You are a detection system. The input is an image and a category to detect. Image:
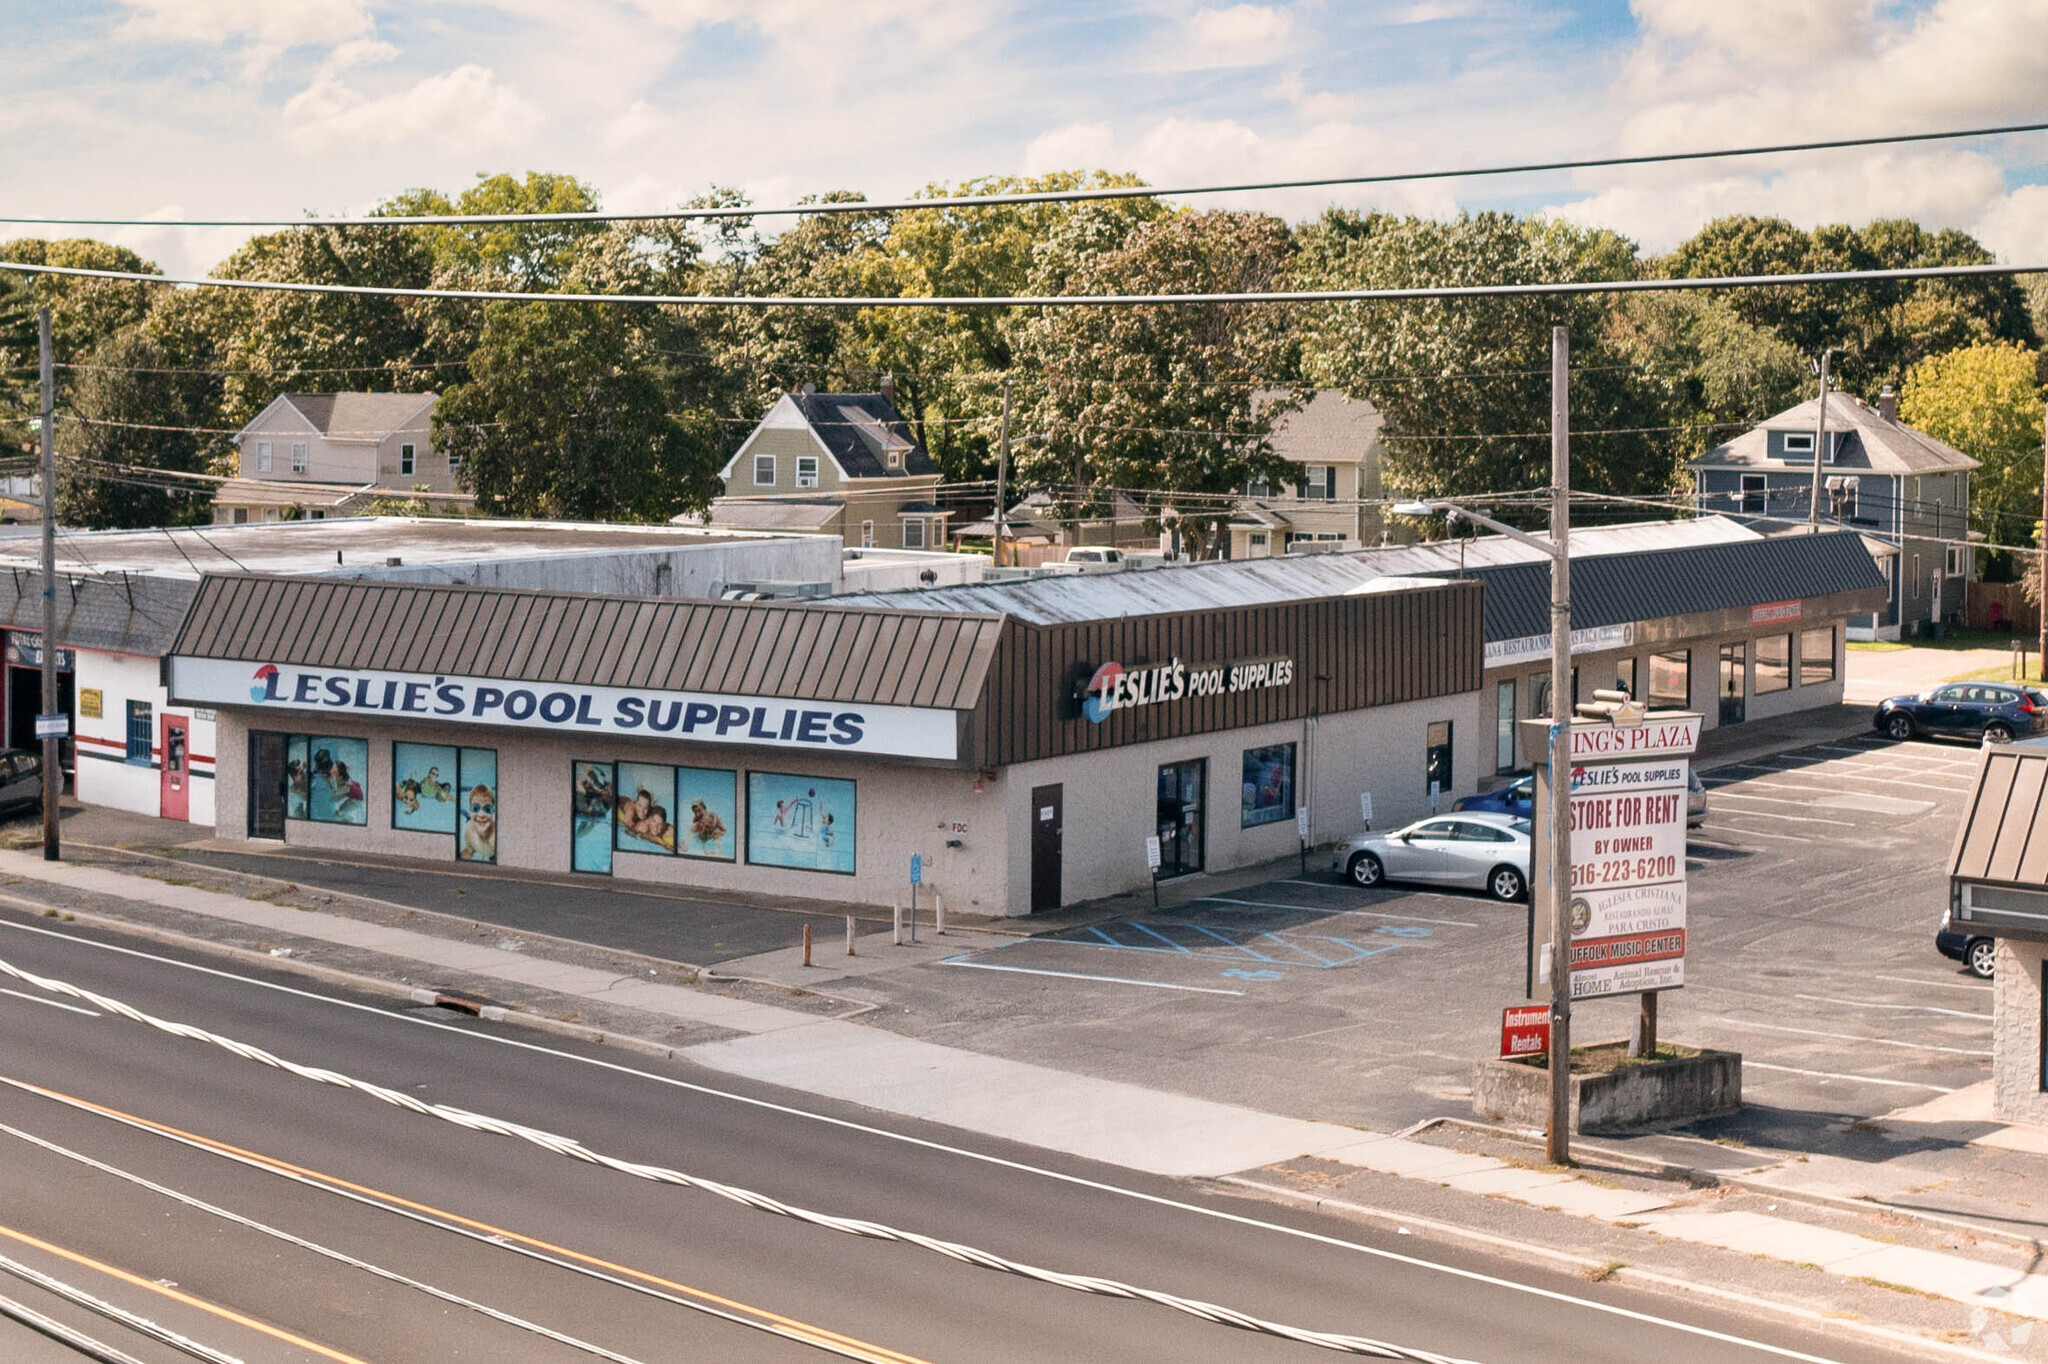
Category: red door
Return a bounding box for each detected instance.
[160,716,188,821]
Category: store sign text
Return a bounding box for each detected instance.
[166,658,958,760]
[1485,622,1634,667]
[1567,717,1699,760]
[1081,654,1294,723]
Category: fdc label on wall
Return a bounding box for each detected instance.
[166,657,959,761]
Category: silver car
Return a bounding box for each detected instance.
[1332,812,1531,900]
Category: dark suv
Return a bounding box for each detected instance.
[1875,682,2048,744]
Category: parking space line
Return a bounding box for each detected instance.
[1743,1061,1956,1092]
[1870,973,1993,993]
[1794,993,1990,1021]
[937,957,1246,995]
[1715,1018,1992,1057]
[1694,823,1813,843]
[1129,921,1193,954]
[1205,896,1479,927]
[1701,795,1863,824]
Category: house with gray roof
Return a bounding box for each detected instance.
[1225,390,1400,559]
[704,387,947,552]
[1689,388,1976,640]
[217,392,473,525]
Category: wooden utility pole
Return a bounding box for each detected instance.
[1807,350,1832,526]
[1546,324,1573,1166]
[993,375,1012,569]
[2039,401,2047,677]
[37,308,59,861]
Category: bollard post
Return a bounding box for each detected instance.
[846,914,857,957]
[893,900,903,946]
[935,893,946,936]
[909,885,918,945]
[802,922,812,968]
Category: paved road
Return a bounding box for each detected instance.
[0,911,1899,1364]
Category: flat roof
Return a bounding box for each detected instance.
[2,517,795,580]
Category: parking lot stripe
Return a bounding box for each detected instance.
[1716,1018,1993,1056]
[1870,974,1992,993]
[937,958,1246,995]
[1206,896,1479,927]
[1793,993,1990,1021]
[1743,1061,1956,1092]
[1703,795,1863,824]
[1694,823,1813,843]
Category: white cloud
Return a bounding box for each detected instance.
[1178,4,1296,69]
[1392,1,1475,23]
[283,64,544,153]
[603,100,672,151]
[114,0,373,47]
[1974,185,2048,267]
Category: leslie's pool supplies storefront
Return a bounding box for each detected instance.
[166,573,1483,915]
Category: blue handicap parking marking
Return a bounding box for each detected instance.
[1222,968,1285,982]
[1372,924,1434,939]
[1056,920,1409,970]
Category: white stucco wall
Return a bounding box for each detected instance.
[72,648,216,825]
[1994,939,2048,1124]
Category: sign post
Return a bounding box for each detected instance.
[1295,806,1309,876]
[1358,792,1373,831]
[1144,835,1161,909]
[908,853,922,944]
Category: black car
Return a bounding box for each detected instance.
[1937,914,1996,979]
[0,748,43,816]
[1875,682,2048,744]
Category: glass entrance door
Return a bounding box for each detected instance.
[1156,759,1206,878]
[1719,642,1746,726]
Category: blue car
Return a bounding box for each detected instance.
[1875,682,2048,744]
[1454,772,1533,818]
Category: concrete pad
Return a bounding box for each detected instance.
[1825,1244,2014,1300]
[683,1023,1377,1179]
[716,929,1014,985]
[1516,1182,1673,1219]
[1632,1210,1879,1266]
[1441,1167,1574,1198]
[1320,1136,1506,1180]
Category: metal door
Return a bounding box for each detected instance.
[160,715,188,821]
[1030,784,1062,913]
[248,731,286,839]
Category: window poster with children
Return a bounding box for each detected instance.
[747,772,856,875]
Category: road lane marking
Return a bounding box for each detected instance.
[937,956,1246,994]
[0,916,1862,1364]
[1206,896,1481,927]
[0,1076,930,1364]
[1794,993,1991,1021]
[1711,1019,1992,1057]
[0,987,98,1016]
[0,1218,370,1363]
[1742,1062,1956,1092]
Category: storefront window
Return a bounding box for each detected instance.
[1800,627,1836,685]
[1425,721,1452,804]
[572,761,615,874]
[1649,650,1689,710]
[457,748,497,863]
[126,700,152,764]
[614,762,736,861]
[1755,634,1792,694]
[1718,642,1746,725]
[747,773,855,874]
[1241,744,1295,828]
[1612,658,1636,700]
[1156,759,1205,877]
[287,735,367,825]
[1495,681,1516,774]
[391,742,493,857]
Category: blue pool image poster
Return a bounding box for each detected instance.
[747,772,855,874]
[572,761,615,874]
[285,736,310,820]
[615,762,678,855]
[673,766,736,861]
[305,736,368,825]
[457,747,498,863]
[392,743,460,833]
[1241,743,1295,828]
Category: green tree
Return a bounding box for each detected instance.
[1899,341,2046,549]
[55,321,220,528]
[1608,292,1810,461]
[434,301,717,522]
[0,238,162,363]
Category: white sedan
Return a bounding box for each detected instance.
[1331,812,1532,901]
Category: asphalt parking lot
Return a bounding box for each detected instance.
[850,729,1990,1143]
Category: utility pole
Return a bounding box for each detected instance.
[1546,324,1572,1167]
[1807,350,1832,527]
[37,308,59,861]
[993,375,1012,569]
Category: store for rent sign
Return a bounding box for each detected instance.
[166,657,960,760]
[1565,757,1689,999]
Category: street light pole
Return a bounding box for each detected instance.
[1545,325,1572,1166]
[1807,350,1832,527]
[37,307,59,862]
[993,375,1012,569]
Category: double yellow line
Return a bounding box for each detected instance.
[2,1076,932,1364]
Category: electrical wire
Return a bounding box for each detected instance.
[0,954,1471,1364]
[5,120,2043,228]
[0,257,2043,309]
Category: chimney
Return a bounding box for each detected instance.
[879,373,896,405]
[1877,385,1897,422]
[799,381,817,395]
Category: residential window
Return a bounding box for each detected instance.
[1495,681,1516,774]
[1739,474,1766,515]
[447,446,463,473]
[126,700,152,765]
[1248,532,1268,550]
[232,508,249,524]
[753,454,775,486]
[255,440,272,473]
[902,518,926,550]
[1297,465,1337,500]
[1782,431,1815,460]
[310,510,325,520]
[1649,650,1689,710]
[1240,744,1295,828]
[1246,477,1272,498]
[887,450,902,470]
[290,442,308,474]
[400,443,415,476]
[860,520,875,549]
[1947,544,1967,577]
[1800,627,1836,686]
[1755,634,1792,694]
[795,456,819,488]
[1425,721,1452,806]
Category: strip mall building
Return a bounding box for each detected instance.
[159,517,1886,915]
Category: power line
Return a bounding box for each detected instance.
[1,258,2042,309]
[6,120,2044,229]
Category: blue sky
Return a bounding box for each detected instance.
[6,0,2045,276]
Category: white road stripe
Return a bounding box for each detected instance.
[1794,993,1990,1021]
[1205,896,1481,927]
[1743,1061,1955,1092]
[938,957,1247,995]
[1713,1018,1991,1057]
[1869,973,1992,993]
[1701,796,1862,824]
[0,987,98,1016]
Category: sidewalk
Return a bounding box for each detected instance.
[2,843,2047,1355]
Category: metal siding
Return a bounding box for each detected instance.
[1988,759,2048,885]
[1956,754,2019,881]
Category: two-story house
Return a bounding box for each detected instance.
[1225,390,1394,559]
[1689,388,1976,640]
[706,386,947,551]
[215,392,470,524]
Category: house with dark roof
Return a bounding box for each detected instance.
[1688,388,1976,640]
[704,388,948,551]
[217,392,473,525]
